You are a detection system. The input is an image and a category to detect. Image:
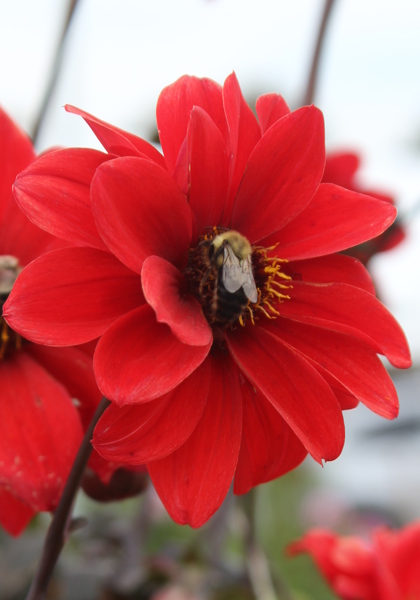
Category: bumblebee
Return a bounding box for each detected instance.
[202,230,258,324]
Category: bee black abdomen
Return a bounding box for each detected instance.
[214,274,248,324]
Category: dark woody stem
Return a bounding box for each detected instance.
[302,0,337,106]
[31,0,80,145]
[25,396,111,600]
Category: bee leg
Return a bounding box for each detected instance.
[200,267,212,289]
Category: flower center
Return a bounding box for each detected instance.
[0,255,23,360]
[183,228,292,336]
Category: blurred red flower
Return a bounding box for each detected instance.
[323,152,406,265]
[0,107,118,535]
[288,523,420,599]
[4,74,411,527]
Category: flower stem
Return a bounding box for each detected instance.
[25,395,111,600]
[302,0,337,106]
[31,0,80,145]
[243,489,294,600]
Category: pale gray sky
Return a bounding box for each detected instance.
[1,0,420,359]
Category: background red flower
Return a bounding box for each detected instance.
[288,522,420,599]
[323,151,406,265]
[0,107,133,535]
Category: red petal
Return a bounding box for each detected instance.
[0,106,35,224]
[267,183,397,260]
[148,352,242,527]
[284,254,376,295]
[156,75,228,174]
[231,106,325,242]
[323,152,360,188]
[65,104,166,168]
[280,281,412,368]
[234,381,307,495]
[227,326,344,463]
[86,451,124,485]
[94,305,211,405]
[142,256,212,346]
[93,358,211,463]
[188,107,230,234]
[375,523,420,596]
[262,317,399,419]
[221,72,261,223]
[0,488,35,536]
[0,188,68,266]
[255,93,291,135]
[13,148,111,249]
[0,353,83,512]
[4,247,143,345]
[26,344,102,429]
[330,385,360,411]
[91,157,192,273]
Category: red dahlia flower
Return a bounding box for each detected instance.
[323,152,406,265]
[4,74,411,527]
[0,107,96,535]
[288,523,420,599]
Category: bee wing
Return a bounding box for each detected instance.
[222,245,244,293]
[241,256,258,303]
[222,246,258,303]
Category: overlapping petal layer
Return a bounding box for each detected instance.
[157,75,229,174]
[93,359,211,463]
[234,381,307,495]
[93,305,211,405]
[141,256,212,346]
[222,72,261,220]
[65,104,167,167]
[4,247,144,345]
[231,106,325,241]
[91,157,193,273]
[0,184,68,265]
[262,317,399,418]
[284,254,375,295]
[255,93,290,134]
[187,106,229,233]
[148,353,242,528]
[279,282,411,368]
[227,326,345,463]
[266,183,397,260]
[13,148,111,249]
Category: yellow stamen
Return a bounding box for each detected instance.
[262,300,280,316]
[246,304,255,325]
[270,280,292,290]
[255,304,276,319]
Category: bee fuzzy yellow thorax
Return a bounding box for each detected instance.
[211,231,253,268]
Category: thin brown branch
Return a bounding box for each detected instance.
[25,395,111,600]
[302,0,337,106]
[31,0,80,145]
